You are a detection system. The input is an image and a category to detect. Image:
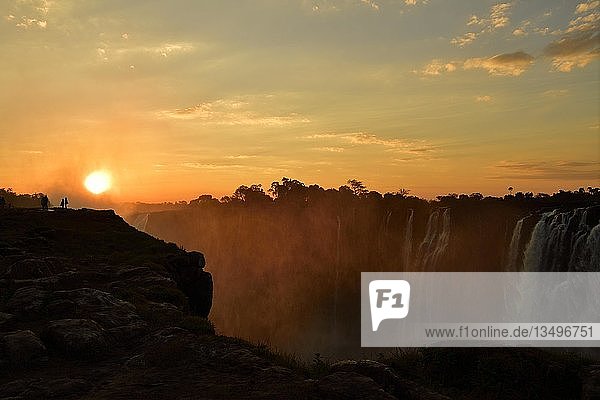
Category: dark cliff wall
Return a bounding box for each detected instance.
[132,195,599,355]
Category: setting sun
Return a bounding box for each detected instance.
[84,171,112,195]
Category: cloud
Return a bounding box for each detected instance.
[512,28,527,36]
[464,51,534,76]
[451,32,477,47]
[562,1,600,34]
[542,89,569,97]
[15,17,47,29]
[159,98,311,127]
[489,160,600,180]
[416,60,459,76]
[489,3,511,29]
[475,95,492,102]
[452,3,512,47]
[18,150,44,154]
[225,155,258,160]
[302,132,436,155]
[117,42,196,58]
[360,0,379,10]
[314,147,345,152]
[309,0,384,13]
[576,1,600,14]
[5,0,50,29]
[181,163,287,174]
[543,31,599,72]
[534,1,599,72]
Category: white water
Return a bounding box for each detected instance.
[523,207,600,272]
[403,209,414,269]
[131,213,149,232]
[415,208,451,271]
[506,217,525,271]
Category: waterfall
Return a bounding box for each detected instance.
[384,210,392,236]
[130,213,149,232]
[416,208,451,271]
[333,215,341,340]
[403,209,414,269]
[523,207,600,272]
[506,217,525,271]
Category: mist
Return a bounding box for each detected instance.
[122,180,600,358]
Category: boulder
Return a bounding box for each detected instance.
[42,319,108,359]
[331,360,451,400]
[167,252,213,317]
[51,288,142,328]
[4,286,48,318]
[3,258,55,280]
[317,372,397,400]
[0,312,15,329]
[0,378,90,398]
[1,330,47,367]
[583,365,600,400]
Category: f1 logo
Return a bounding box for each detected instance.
[369,280,411,331]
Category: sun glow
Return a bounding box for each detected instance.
[84,171,112,195]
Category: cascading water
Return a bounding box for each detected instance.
[415,208,451,271]
[506,217,525,271]
[522,207,600,272]
[403,209,414,269]
[131,213,150,232]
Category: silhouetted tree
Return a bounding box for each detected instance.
[346,179,368,197]
[232,184,271,205]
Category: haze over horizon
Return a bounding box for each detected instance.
[1,0,598,205]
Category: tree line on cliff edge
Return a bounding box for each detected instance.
[174,178,600,210]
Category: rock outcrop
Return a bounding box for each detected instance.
[1,208,436,399]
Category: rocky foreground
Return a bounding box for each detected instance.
[0,209,598,399]
[0,208,448,399]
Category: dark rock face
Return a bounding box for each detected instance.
[1,330,47,367]
[167,251,213,317]
[330,360,450,400]
[318,372,397,400]
[0,209,418,399]
[583,365,600,400]
[42,319,108,359]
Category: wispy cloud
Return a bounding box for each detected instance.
[5,0,50,29]
[224,155,258,160]
[452,3,513,47]
[576,1,599,14]
[314,147,345,152]
[543,31,599,72]
[159,98,310,127]
[542,89,569,97]
[98,42,197,62]
[302,132,437,155]
[181,162,288,175]
[415,60,458,76]
[464,51,534,76]
[18,150,44,154]
[542,1,599,72]
[488,160,600,180]
[360,0,380,11]
[451,33,477,47]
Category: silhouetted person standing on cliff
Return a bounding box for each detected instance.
[64,197,69,209]
[60,198,64,208]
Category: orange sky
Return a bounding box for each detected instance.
[1,1,598,206]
